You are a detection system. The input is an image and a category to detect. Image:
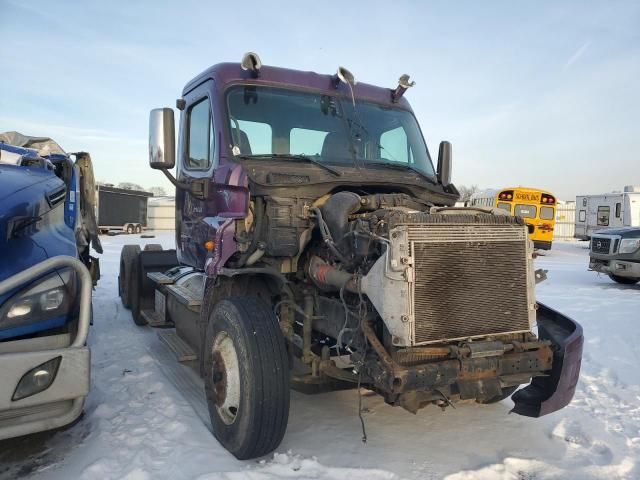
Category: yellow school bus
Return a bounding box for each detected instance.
[495,187,556,250]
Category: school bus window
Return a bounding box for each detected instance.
[540,206,554,220]
[497,202,511,212]
[514,204,537,219]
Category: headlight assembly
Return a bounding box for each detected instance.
[619,238,640,254]
[0,268,77,330]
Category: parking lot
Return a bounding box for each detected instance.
[0,234,637,480]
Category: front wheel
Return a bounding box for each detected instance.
[204,297,290,460]
[609,274,639,285]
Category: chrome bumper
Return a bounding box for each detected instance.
[590,257,640,278]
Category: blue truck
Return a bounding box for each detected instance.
[0,132,99,439]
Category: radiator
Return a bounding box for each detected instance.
[361,213,536,347]
[408,223,533,344]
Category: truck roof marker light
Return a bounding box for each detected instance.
[391,74,415,103]
[241,52,262,78]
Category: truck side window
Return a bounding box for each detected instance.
[187,97,213,170]
[597,206,610,226]
[615,202,621,218]
[579,210,586,222]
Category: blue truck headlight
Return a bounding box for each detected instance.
[619,239,640,254]
[12,356,62,401]
[0,269,76,330]
[7,299,34,318]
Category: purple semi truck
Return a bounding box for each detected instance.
[119,53,583,459]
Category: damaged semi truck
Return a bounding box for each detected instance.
[0,133,98,439]
[119,54,584,459]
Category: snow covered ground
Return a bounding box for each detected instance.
[1,233,639,480]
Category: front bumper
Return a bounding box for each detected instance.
[511,302,583,417]
[359,302,583,416]
[534,240,552,250]
[589,257,640,278]
[0,256,93,440]
[0,340,90,440]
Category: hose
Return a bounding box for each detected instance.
[238,196,264,266]
[310,207,350,264]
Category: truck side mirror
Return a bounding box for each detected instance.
[149,108,176,169]
[437,141,452,187]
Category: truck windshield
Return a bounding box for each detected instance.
[225,86,436,178]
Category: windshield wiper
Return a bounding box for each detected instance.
[237,154,342,177]
[365,161,436,185]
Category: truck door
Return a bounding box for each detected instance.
[176,82,216,268]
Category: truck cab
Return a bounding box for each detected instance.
[0,136,95,440]
[121,54,584,460]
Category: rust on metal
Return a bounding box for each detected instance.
[211,351,227,407]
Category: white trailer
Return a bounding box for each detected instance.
[469,189,499,208]
[575,186,640,239]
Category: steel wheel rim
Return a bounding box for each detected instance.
[211,331,241,425]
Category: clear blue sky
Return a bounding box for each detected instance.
[1,0,638,200]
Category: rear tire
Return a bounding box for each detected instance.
[204,297,289,460]
[119,245,141,308]
[143,243,163,252]
[609,274,639,285]
[126,224,134,234]
[135,224,142,234]
[476,385,518,404]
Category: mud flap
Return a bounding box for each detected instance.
[511,302,583,417]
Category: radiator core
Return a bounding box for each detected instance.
[407,223,533,345]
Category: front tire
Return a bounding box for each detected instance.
[609,274,639,285]
[204,297,290,460]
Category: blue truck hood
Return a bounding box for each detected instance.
[0,164,77,339]
[0,164,58,202]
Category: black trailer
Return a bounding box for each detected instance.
[97,186,152,234]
